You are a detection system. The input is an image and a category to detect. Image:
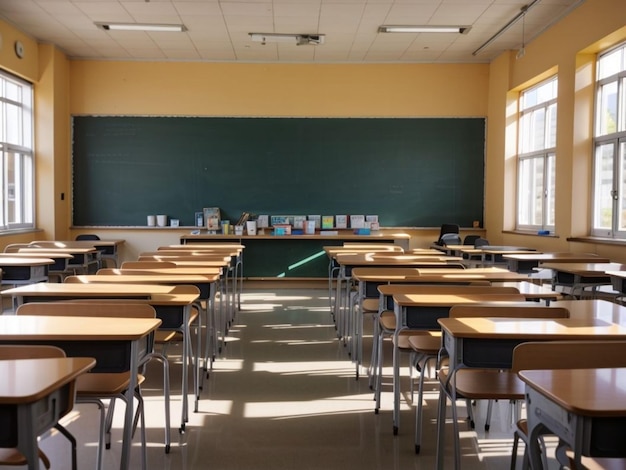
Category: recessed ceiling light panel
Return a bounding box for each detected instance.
[378,25,471,34]
[95,22,187,32]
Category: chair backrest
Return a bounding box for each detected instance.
[17,301,157,319]
[0,344,66,359]
[121,261,178,269]
[440,233,462,246]
[474,237,490,247]
[436,223,460,245]
[512,340,626,373]
[76,234,101,241]
[3,243,31,253]
[463,235,481,245]
[449,304,569,319]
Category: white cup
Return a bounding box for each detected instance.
[147,215,156,226]
[246,220,257,235]
[156,214,167,227]
[234,225,244,235]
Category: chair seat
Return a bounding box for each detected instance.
[379,310,395,330]
[392,330,420,349]
[361,298,379,313]
[77,372,146,396]
[407,332,442,355]
[441,368,524,400]
[156,330,178,343]
[0,448,50,468]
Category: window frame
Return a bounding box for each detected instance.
[591,42,626,239]
[0,70,35,232]
[516,76,558,232]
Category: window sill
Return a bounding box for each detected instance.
[567,236,626,246]
[502,230,559,238]
[0,227,42,237]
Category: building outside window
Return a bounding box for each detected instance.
[0,70,34,231]
[517,76,557,231]
[592,42,626,239]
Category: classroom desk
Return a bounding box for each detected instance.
[520,367,626,470]
[430,244,466,256]
[457,246,539,267]
[0,257,54,285]
[180,232,410,278]
[435,315,626,470]
[503,252,611,274]
[31,239,125,268]
[332,253,465,344]
[0,252,74,281]
[0,356,96,470]
[541,262,626,298]
[0,315,161,470]
[71,272,221,383]
[0,283,200,430]
[20,246,100,274]
[323,245,405,313]
[390,292,526,436]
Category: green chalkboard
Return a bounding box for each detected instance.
[72,116,484,227]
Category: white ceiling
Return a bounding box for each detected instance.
[0,0,584,64]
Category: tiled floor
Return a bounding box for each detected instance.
[11,287,561,470]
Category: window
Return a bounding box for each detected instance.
[0,70,34,231]
[517,76,557,231]
[592,42,626,238]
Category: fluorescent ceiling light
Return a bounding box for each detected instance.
[249,33,325,46]
[378,25,471,34]
[96,22,187,32]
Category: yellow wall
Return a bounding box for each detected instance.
[69,61,488,117]
[1,0,626,263]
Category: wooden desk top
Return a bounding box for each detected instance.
[163,243,245,250]
[0,252,73,260]
[1,283,200,305]
[31,239,125,247]
[334,253,460,266]
[351,267,421,281]
[519,368,626,417]
[20,247,98,254]
[0,257,55,266]
[393,293,526,307]
[0,357,95,404]
[540,262,626,276]
[72,273,220,284]
[551,299,626,325]
[457,246,538,255]
[136,257,230,268]
[323,246,404,257]
[438,316,626,340]
[139,252,232,261]
[414,270,530,282]
[503,252,611,263]
[0,315,162,341]
[103,267,222,276]
[350,266,529,282]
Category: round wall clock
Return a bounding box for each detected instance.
[14,40,24,59]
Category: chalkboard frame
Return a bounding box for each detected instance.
[71,116,485,227]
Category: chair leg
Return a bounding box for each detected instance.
[76,397,105,470]
[53,423,77,470]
